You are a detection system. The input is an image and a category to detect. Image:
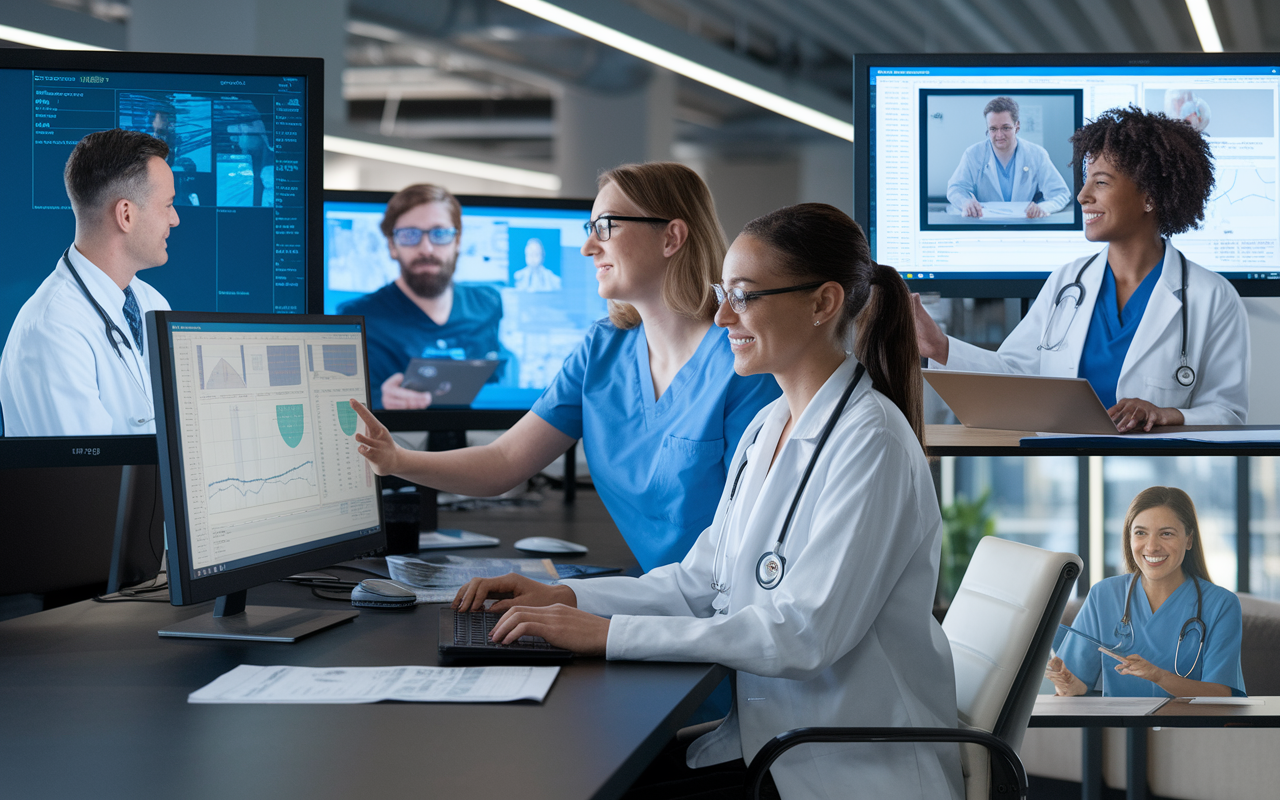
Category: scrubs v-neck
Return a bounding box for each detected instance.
[531,319,781,572]
[1077,263,1161,409]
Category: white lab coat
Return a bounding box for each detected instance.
[567,356,964,800]
[946,139,1072,213]
[0,245,169,436]
[933,243,1249,425]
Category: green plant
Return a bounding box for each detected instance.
[939,489,996,604]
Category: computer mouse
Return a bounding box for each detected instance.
[514,536,589,555]
[350,579,417,609]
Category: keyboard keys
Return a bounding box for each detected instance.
[453,610,553,649]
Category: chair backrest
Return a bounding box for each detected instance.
[943,537,1081,798]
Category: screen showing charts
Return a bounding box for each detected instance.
[863,59,1280,286]
[323,194,604,409]
[0,59,312,434]
[165,321,377,577]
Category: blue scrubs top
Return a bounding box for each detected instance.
[532,320,781,572]
[994,144,1017,202]
[1059,574,1245,697]
[338,282,504,409]
[1077,264,1161,408]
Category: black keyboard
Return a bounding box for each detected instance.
[454,610,557,649]
[438,608,573,661]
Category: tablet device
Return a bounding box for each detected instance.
[923,369,1120,435]
[400,358,501,406]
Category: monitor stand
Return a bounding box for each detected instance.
[158,590,358,642]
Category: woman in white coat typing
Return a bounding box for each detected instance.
[914,105,1249,431]
[432,204,964,800]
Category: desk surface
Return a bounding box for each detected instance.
[927,424,1280,456]
[0,577,725,800]
[1028,695,1280,728]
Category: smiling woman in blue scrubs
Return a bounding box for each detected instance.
[916,106,1249,431]
[350,162,780,571]
[1046,487,1244,698]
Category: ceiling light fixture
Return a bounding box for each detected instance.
[1184,0,1224,53]
[495,0,853,141]
[323,135,562,192]
[0,24,112,51]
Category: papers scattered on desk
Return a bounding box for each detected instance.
[418,529,500,550]
[189,664,560,704]
[1188,697,1264,705]
[387,554,559,604]
[1033,695,1170,715]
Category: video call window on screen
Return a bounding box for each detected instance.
[323,196,604,410]
[864,62,1280,285]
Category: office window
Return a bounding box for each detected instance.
[1102,457,1237,591]
[952,456,1078,552]
[1250,457,1280,599]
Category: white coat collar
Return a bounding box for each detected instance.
[1122,242,1184,376]
[787,354,868,441]
[63,244,132,332]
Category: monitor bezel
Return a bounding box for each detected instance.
[322,189,597,431]
[148,310,384,606]
[854,51,1280,299]
[0,48,324,465]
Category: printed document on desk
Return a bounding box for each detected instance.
[1033,695,1170,716]
[189,664,560,703]
[1024,428,1280,447]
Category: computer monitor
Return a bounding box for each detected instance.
[855,53,1280,298]
[148,311,383,642]
[322,190,602,430]
[0,48,322,453]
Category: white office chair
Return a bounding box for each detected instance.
[744,536,1082,800]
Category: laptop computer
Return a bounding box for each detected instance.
[438,608,573,662]
[400,358,501,406]
[923,369,1121,435]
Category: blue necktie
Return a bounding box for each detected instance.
[122,286,144,351]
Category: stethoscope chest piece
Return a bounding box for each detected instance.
[1176,365,1196,387]
[756,551,785,590]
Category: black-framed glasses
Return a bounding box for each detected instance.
[711,281,826,313]
[392,226,457,247]
[584,215,671,241]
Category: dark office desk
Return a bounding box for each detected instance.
[1029,695,1280,800]
[0,579,727,800]
[927,424,1280,456]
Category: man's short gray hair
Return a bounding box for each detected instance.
[63,129,170,218]
[983,96,1020,124]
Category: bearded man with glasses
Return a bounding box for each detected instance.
[337,183,504,409]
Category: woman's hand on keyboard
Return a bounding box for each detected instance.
[453,572,576,614]
[489,604,609,656]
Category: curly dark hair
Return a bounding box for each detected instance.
[1070,105,1214,238]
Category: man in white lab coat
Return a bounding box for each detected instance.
[0,129,179,436]
[946,95,1071,219]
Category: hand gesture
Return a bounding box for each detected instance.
[380,373,432,410]
[453,572,576,614]
[911,293,950,364]
[1025,202,1049,219]
[962,197,984,218]
[350,399,403,476]
[1107,650,1167,684]
[1109,398,1185,433]
[488,604,610,656]
[1044,655,1087,696]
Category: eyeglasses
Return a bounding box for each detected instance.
[584,215,671,241]
[391,227,458,247]
[987,125,1016,134]
[711,281,826,314]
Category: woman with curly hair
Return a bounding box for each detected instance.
[914,105,1249,430]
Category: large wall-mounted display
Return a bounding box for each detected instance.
[855,54,1280,297]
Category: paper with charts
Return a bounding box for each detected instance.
[189,664,560,704]
[167,324,379,576]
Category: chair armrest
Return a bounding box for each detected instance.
[744,726,1027,800]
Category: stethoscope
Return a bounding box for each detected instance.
[1115,571,1206,678]
[1037,243,1195,388]
[710,364,866,597]
[62,248,155,425]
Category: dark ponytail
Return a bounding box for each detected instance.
[740,203,925,450]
